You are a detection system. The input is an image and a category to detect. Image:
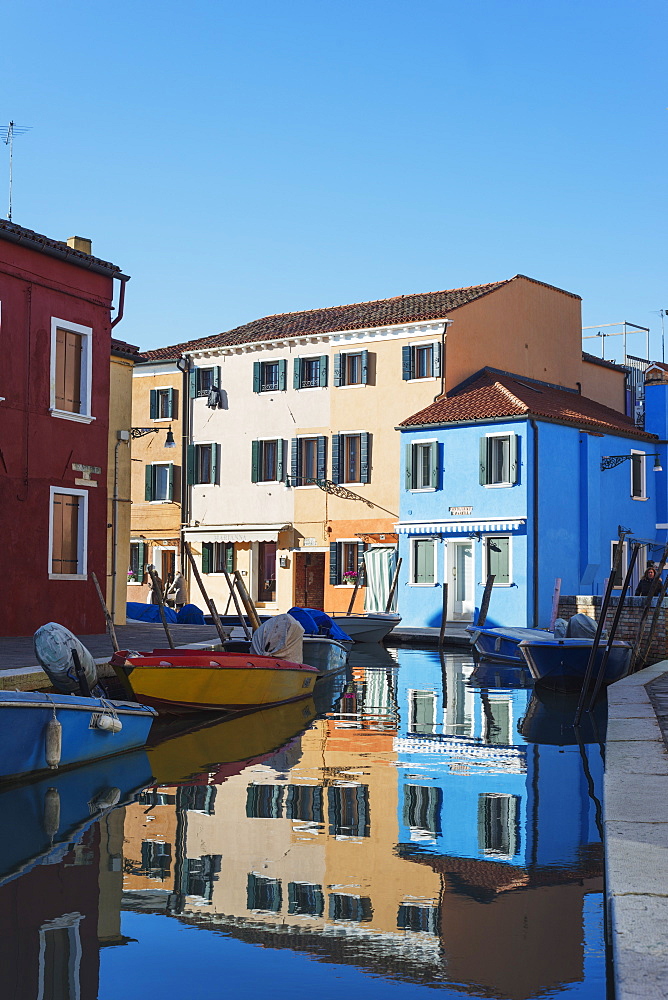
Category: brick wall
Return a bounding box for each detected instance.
[558,595,668,666]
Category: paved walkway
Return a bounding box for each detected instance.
[605,661,668,1000]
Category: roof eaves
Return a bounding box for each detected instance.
[0,220,128,279]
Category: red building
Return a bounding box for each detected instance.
[0,221,129,636]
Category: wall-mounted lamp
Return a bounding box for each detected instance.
[468,531,482,541]
[131,425,177,449]
[279,555,289,569]
[601,452,662,472]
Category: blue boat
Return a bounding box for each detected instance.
[518,637,633,691]
[0,691,157,783]
[466,625,553,663]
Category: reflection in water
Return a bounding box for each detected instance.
[0,647,607,999]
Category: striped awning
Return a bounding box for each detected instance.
[184,524,291,543]
[395,518,526,535]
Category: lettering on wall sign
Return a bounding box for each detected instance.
[449,506,473,516]
[72,463,102,487]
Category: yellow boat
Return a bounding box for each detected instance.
[111,649,318,713]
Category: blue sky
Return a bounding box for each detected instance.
[2,0,666,359]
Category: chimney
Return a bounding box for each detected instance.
[67,236,92,255]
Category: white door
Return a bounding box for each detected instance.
[447,541,474,621]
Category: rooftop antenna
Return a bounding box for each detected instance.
[0,121,31,222]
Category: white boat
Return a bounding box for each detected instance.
[329,612,401,644]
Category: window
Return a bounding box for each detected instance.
[202,541,234,574]
[411,538,435,584]
[246,783,284,818]
[288,882,324,917]
[402,341,441,381]
[397,903,439,934]
[145,463,175,501]
[334,350,369,386]
[408,690,438,735]
[478,793,519,859]
[330,539,364,585]
[258,541,277,602]
[403,783,442,838]
[253,359,287,392]
[38,913,83,1000]
[189,366,221,398]
[251,439,285,482]
[140,840,172,879]
[49,488,87,579]
[185,855,221,902]
[285,784,323,823]
[479,434,518,486]
[631,450,646,499]
[247,874,282,912]
[485,536,510,585]
[290,436,326,486]
[50,318,93,422]
[332,432,370,484]
[149,387,176,420]
[128,541,146,583]
[188,443,218,485]
[328,784,370,838]
[405,440,438,490]
[293,355,328,389]
[329,893,373,922]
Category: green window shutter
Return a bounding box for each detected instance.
[138,541,146,581]
[405,442,414,490]
[290,438,299,486]
[360,433,370,484]
[430,441,438,489]
[319,355,328,387]
[479,437,488,486]
[277,440,285,482]
[402,345,412,381]
[317,436,327,480]
[145,465,153,501]
[167,463,174,501]
[509,434,518,484]
[331,434,341,484]
[253,362,261,393]
[201,542,212,574]
[333,354,342,387]
[225,543,234,573]
[214,366,221,386]
[278,359,287,391]
[149,389,158,419]
[432,341,442,378]
[357,541,365,573]
[361,350,369,385]
[293,358,301,389]
[251,440,260,483]
[186,444,196,486]
[487,537,510,584]
[167,387,175,419]
[211,443,219,485]
[189,369,198,398]
[329,542,339,585]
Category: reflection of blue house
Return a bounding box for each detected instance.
[396,367,667,628]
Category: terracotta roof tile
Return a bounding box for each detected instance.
[582,351,628,371]
[0,219,124,275]
[398,368,657,440]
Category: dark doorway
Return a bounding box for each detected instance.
[294,552,325,610]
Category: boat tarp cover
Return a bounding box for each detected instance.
[33,622,100,694]
[287,607,351,643]
[250,614,304,663]
[364,546,397,614]
[176,604,206,624]
[126,602,178,624]
[566,613,598,639]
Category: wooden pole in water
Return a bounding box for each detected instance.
[476,575,495,627]
[548,578,562,631]
[91,571,120,653]
[222,569,252,640]
[347,560,366,615]
[147,564,176,649]
[439,582,449,648]
[588,542,640,708]
[233,570,261,632]
[385,557,402,614]
[183,542,231,647]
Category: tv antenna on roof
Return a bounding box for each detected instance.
[0,121,31,222]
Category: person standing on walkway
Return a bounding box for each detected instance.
[635,567,658,596]
[166,570,187,609]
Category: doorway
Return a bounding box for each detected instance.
[294,552,325,610]
[446,541,474,621]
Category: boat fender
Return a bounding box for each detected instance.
[43,787,61,837]
[89,787,121,811]
[45,717,62,769]
[95,714,123,733]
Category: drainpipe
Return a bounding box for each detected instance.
[110,276,129,329]
[111,433,130,621]
[530,419,539,626]
[176,355,191,576]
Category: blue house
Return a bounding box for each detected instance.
[396,367,667,628]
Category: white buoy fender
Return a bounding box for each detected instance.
[43,787,61,837]
[95,714,123,733]
[45,717,62,769]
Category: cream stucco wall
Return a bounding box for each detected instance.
[107,352,135,624]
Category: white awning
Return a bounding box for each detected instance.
[395,518,526,535]
[184,524,291,543]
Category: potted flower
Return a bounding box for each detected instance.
[342,570,358,585]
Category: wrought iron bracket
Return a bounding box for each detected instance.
[286,477,398,517]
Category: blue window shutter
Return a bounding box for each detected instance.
[509,434,518,484]
[189,369,198,398]
[290,438,299,486]
[251,441,259,483]
[149,389,158,419]
[432,341,442,378]
[329,542,339,585]
[405,442,413,490]
[277,440,285,482]
[317,436,327,480]
[278,359,287,391]
[319,355,328,387]
[253,362,261,393]
[331,434,340,484]
[201,542,212,574]
[402,345,412,381]
[361,350,369,385]
[211,443,219,485]
[187,444,196,486]
[333,354,342,387]
[361,433,370,484]
[480,437,489,485]
[215,366,221,385]
[430,441,438,489]
[167,464,174,501]
[145,465,153,501]
[293,358,301,389]
[167,387,175,419]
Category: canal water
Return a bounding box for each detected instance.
[0,646,608,1000]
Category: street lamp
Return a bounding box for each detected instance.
[600,453,662,472]
[131,425,176,448]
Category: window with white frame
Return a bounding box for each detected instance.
[332,432,370,485]
[478,793,519,859]
[631,450,646,499]
[150,387,176,420]
[333,350,369,386]
[405,440,437,490]
[480,434,518,486]
[402,342,441,381]
[49,487,88,579]
[251,439,285,482]
[411,538,436,584]
[145,462,175,501]
[485,535,510,585]
[50,318,93,422]
[611,539,628,587]
[253,359,287,393]
[293,355,327,389]
[329,539,363,585]
[408,690,437,734]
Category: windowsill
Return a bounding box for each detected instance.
[632,496,648,501]
[149,499,173,504]
[409,487,436,493]
[50,408,95,424]
[336,383,365,389]
[406,377,438,383]
[152,418,172,423]
[256,479,282,485]
[483,482,512,489]
[334,584,358,588]
[295,484,319,489]
[49,573,87,581]
[482,582,512,587]
[127,582,143,587]
[295,386,326,391]
[408,582,438,587]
